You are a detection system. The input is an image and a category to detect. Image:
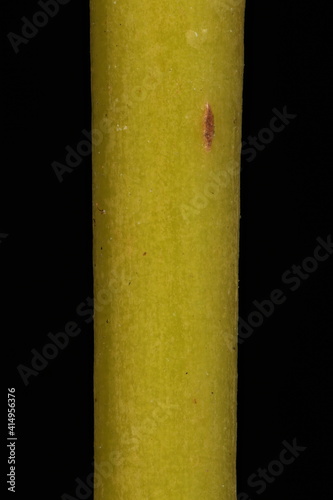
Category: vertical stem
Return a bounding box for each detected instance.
[90,1,245,498]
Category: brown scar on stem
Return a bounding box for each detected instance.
[96,202,106,215]
[203,103,214,151]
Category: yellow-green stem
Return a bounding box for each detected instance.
[90,1,245,498]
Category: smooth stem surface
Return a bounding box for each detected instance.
[91,1,245,498]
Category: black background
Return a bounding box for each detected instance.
[2,1,333,499]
